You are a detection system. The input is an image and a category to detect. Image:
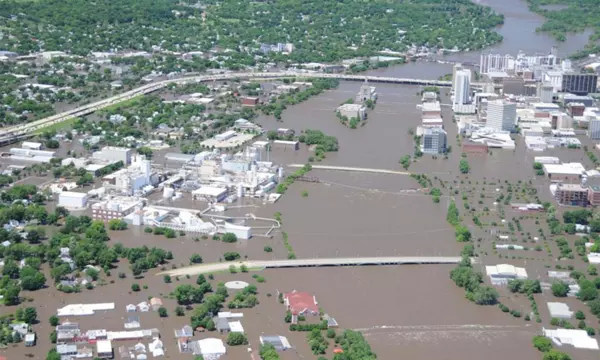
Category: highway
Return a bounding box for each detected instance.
[158,256,463,276]
[288,164,412,175]
[0,71,481,142]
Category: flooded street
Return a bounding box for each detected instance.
[4,1,599,360]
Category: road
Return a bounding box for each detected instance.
[288,164,412,175]
[0,71,483,141]
[158,256,463,276]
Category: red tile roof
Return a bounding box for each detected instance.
[284,291,318,315]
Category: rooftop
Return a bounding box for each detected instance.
[543,163,586,176]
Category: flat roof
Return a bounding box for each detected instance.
[198,338,226,355]
[543,163,585,175]
[59,191,88,198]
[543,328,599,350]
[57,303,115,316]
[193,186,227,197]
[96,340,112,353]
[228,321,244,333]
[547,302,573,318]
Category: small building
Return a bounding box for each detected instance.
[174,325,193,338]
[24,333,36,346]
[283,290,319,323]
[547,302,574,319]
[150,298,162,311]
[126,304,137,312]
[164,152,196,163]
[337,103,366,120]
[323,314,338,328]
[124,315,140,329]
[214,317,230,334]
[277,128,295,137]
[543,163,585,183]
[57,303,115,317]
[272,140,299,151]
[228,321,244,333]
[215,130,237,142]
[97,340,113,359]
[259,335,292,351]
[421,128,447,154]
[241,96,259,107]
[57,344,78,356]
[542,328,599,350]
[588,186,600,206]
[58,191,89,209]
[485,264,528,285]
[22,141,43,150]
[195,338,226,359]
[461,142,488,155]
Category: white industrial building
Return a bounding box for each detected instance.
[218,222,252,240]
[486,100,516,131]
[215,130,237,142]
[93,146,132,165]
[58,191,89,209]
[547,302,573,319]
[542,328,599,350]
[102,155,157,195]
[192,186,228,202]
[337,103,366,120]
[21,141,43,150]
[92,196,145,220]
[534,157,560,165]
[57,303,115,317]
[96,340,113,358]
[10,148,55,163]
[485,264,528,285]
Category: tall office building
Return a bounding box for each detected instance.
[589,118,600,140]
[421,128,447,154]
[453,69,471,110]
[486,100,517,131]
[452,63,463,93]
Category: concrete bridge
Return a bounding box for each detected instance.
[288,164,411,175]
[159,256,463,276]
[0,71,481,141]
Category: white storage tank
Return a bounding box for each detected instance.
[163,187,175,199]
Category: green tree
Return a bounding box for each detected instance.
[158,306,168,317]
[532,335,553,352]
[49,315,60,326]
[542,350,571,360]
[473,286,498,305]
[23,307,38,324]
[459,159,470,174]
[226,332,248,346]
[222,233,238,243]
[190,254,203,264]
[163,275,172,283]
[131,283,141,292]
[4,283,20,305]
[175,306,185,316]
[551,282,569,297]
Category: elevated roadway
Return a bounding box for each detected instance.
[0,71,482,141]
[159,256,463,276]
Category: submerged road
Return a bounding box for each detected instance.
[159,256,462,276]
[288,164,412,175]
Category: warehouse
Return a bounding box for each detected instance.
[58,191,89,209]
[21,141,43,150]
[547,302,573,319]
[485,264,528,285]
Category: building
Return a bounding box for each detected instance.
[272,140,299,151]
[502,76,526,96]
[57,344,78,356]
[453,69,471,110]
[195,338,226,359]
[58,191,89,209]
[480,53,514,74]
[9,148,55,163]
[554,183,589,207]
[563,94,593,107]
[486,100,516,131]
[96,340,113,359]
[588,186,600,206]
[174,325,193,338]
[92,197,144,220]
[537,83,554,103]
[589,118,600,140]
[24,333,36,346]
[57,303,115,317]
[462,142,488,155]
[543,163,585,183]
[283,291,318,322]
[421,128,447,154]
[337,104,366,120]
[192,186,228,202]
[547,302,573,319]
[93,146,132,165]
[452,63,463,93]
[421,101,441,119]
[542,328,599,350]
[259,336,292,351]
[355,80,377,103]
[22,141,43,150]
[241,97,259,107]
[485,264,528,285]
[567,102,585,117]
[561,73,598,95]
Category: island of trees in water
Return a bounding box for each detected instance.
[526,0,600,59]
[0,0,503,61]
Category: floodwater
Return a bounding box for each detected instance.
[3,1,598,360]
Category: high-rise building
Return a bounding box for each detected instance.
[421,128,447,154]
[480,53,514,74]
[486,100,517,131]
[562,73,598,95]
[452,63,463,93]
[589,118,600,140]
[453,69,471,110]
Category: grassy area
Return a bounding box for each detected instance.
[33,116,77,134]
[98,95,144,114]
